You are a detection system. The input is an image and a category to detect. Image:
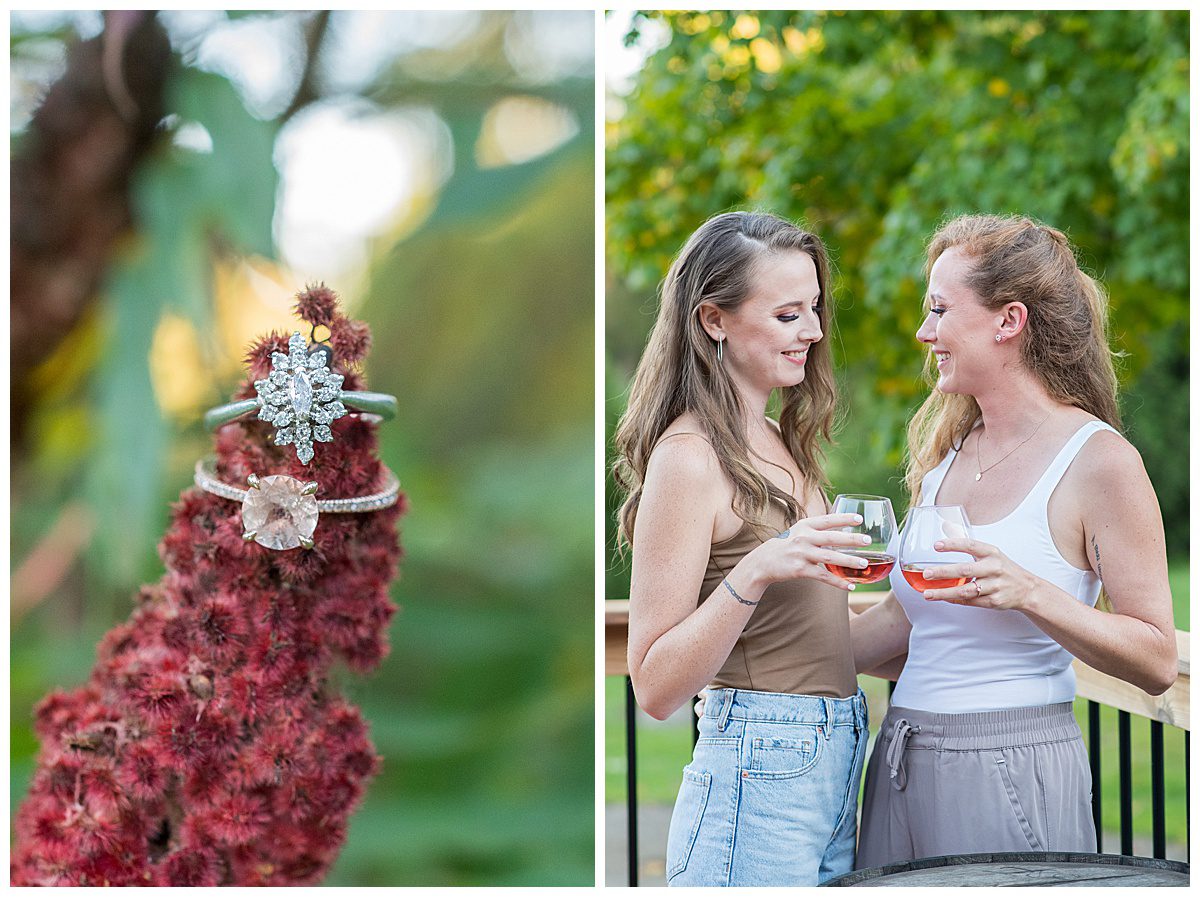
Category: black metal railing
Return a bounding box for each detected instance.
[608,601,1190,887]
[624,676,638,888]
[1086,706,1187,858]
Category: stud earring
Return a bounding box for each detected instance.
[995,334,1004,343]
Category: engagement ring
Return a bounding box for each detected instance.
[194,457,400,551]
[203,332,397,464]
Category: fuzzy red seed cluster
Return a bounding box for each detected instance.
[12,287,404,886]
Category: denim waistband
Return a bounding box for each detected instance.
[702,687,867,729]
[880,702,1081,751]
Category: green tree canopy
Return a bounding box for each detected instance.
[607,10,1188,583]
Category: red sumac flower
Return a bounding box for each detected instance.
[12,306,402,886]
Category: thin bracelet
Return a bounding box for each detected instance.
[722,578,760,607]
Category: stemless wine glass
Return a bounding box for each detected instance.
[823,494,897,584]
[897,505,975,593]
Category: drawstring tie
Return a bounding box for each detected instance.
[886,718,920,791]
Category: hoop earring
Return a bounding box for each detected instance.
[716,338,724,362]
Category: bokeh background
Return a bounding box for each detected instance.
[11,10,594,886]
[604,9,1188,883]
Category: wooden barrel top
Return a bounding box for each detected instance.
[824,852,1189,887]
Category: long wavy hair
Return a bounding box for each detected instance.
[905,214,1122,502]
[613,211,837,546]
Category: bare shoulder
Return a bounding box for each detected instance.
[1071,426,1148,487]
[635,419,732,555]
[1060,423,1159,524]
[641,416,735,530]
[645,422,722,494]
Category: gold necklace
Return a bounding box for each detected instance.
[975,411,1053,482]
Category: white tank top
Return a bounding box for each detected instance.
[890,419,1117,712]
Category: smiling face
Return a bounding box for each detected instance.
[705,249,823,407]
[916,247,1002,395]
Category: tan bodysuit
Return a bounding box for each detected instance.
[701,503,857,698]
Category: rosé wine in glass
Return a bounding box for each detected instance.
[897,505,975,594]
[823,494,896,584]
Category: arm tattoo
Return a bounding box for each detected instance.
[1091,534,1103,579]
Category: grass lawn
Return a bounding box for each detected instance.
[606,561,1190,848]
[1168,563,1189,630]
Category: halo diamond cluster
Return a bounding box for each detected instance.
[253,332,347,464]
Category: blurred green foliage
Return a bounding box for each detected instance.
[606,11,1189,606]
[90,63,281,589]
[12,10,593,886]
[332,157,595,886]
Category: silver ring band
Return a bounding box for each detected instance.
[194,458,400,513]
[203,391,397,431]
[974,580,983,597]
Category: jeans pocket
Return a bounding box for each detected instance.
[993,750,1044,851]
[666,768,711,882]
[744,727,823,780]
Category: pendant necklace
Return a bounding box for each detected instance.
[975,411,1053,481]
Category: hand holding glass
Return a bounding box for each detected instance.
[823,494,897,584]
[898,505,975,592]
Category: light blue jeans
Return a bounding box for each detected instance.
[665,687,868,887]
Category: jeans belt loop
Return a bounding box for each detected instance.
[886,718,920,791]
[822,697,833,739]
[716,689,735,732]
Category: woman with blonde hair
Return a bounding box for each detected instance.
[850,214,1177,867]
[614,211,872,885]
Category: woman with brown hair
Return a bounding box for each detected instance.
[850,214,1177,867]
[614,211,871,885]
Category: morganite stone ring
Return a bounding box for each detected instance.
[242,474,320,550]
[203,332,397,465]
[194,458,400,550]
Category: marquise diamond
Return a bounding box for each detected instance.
[290,371,313,415]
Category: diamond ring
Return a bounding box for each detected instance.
[203,332,397,465]
[194,457,400,551]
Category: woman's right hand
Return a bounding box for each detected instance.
[746,512,873,591]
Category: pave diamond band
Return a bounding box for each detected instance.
[203,332,397,465]
[194,457,400,550]
[195,458,400,513]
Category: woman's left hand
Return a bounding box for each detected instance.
[920,537,1040,611]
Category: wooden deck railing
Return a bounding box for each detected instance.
[605,597,1190,886]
